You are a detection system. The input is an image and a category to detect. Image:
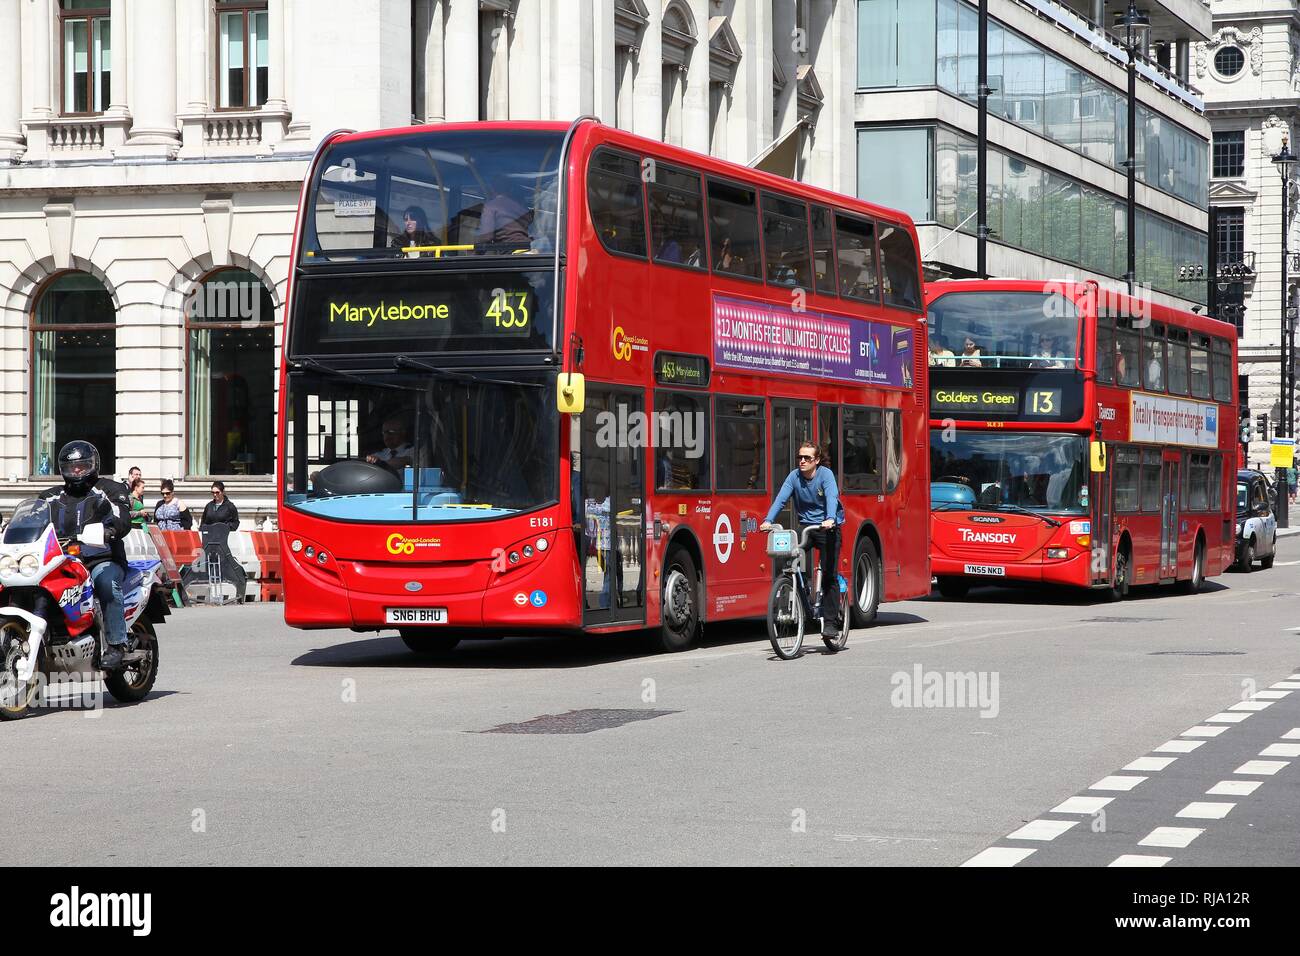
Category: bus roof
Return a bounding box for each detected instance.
[324,119,919,235]
[925,277,1236,339]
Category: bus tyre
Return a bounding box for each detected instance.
[657,548,699,653]
[1107,546,1130,602]
[936,576,970,600]
[849,538,881,629]
[1237,539,1254,573]
[1180,541,1205,593]
[399,630,461,655]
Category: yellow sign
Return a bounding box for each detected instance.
[1270,440,1295,468]
[386,533,441,556]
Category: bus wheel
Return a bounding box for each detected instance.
[657,548,699,653]
[936,576,970,600]
[1180,541,1205,593]
[1107,546,1131,602]
[400,630,461,655]
[850,538,881,628]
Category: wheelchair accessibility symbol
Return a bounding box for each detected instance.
[529,590,548,608]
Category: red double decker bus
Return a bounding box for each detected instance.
[927,279,1237,599]
[278,119,932,653]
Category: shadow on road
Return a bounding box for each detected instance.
[290,611,935,670]
[918,579,1230,607]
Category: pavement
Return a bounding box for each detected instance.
[4,539,1299,866]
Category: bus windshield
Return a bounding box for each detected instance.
[303,129,564,264]
[930,431,1089,514]
[283,369,557,522]
[929,291,1080,369]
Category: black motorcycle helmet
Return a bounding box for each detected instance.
[57,440,101,494]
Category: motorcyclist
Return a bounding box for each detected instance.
[39,441,133,669]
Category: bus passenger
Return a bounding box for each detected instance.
[929,335,957,367]
[390,206,436,253]
[477,176,533,249]
[960,337,984,367]
[759,442,846,641]
[1032,334,1064,369]
[1145,342,1163,389]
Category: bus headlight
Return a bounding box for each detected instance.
[291,539,304,552]
[536,538,548,552]
[1046,548,1069,559]
[18,554,39,575]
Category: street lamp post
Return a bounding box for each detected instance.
[1272,135,1297,527]
[1116,3,1149,296]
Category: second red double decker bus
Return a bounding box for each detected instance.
[278,119,932,653]
[926,279,1237,599]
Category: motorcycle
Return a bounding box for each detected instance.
[0,497,170,720]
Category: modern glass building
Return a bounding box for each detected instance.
[855,0,1212,307]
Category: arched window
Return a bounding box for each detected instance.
[661,1,697,145]
[187,269,275,476]
[31,271,116,476]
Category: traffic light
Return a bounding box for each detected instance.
[1256,413,1269,440]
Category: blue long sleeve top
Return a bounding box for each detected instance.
[764,465,845,526]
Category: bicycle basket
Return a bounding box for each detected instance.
[766,529,797,557]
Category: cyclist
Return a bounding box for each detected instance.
[760,441,846,638]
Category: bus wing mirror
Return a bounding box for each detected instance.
[557,373,585,415]
[1090,441,1106,473]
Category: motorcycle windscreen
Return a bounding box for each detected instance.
[3,498,50,544]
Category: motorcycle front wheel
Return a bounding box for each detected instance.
[0,619,43,720]
[105,619,159,704]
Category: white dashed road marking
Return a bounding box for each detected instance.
[1176,802,1235,820]
[1154,739,1204,754]
[1271,682,1300,690]
[1006,819,1078,841]
[1207,780,1261,796]
[1234,760,1290,776]
[1258,743,1300,758]
[1050,796,1113,814]
[1090,775,1147,791]
[1124,756,1178,772]
[1110,854,1171,867]
[1205,712,1251,723]
[1283,728,1300,740]
[1228,701,1274,712]
[1139,827,1203,849]
[1181,724,1228,737]
[1251,690,1292,700]
[961,847,1036,867]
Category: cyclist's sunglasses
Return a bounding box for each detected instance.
[797,454,816,462]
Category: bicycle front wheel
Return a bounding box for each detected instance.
[767,576,805,660]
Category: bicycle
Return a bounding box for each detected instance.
[765,524,849,660]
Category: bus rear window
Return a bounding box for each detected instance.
[304,129,564,264]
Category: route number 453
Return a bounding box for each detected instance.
[487,291,530,329]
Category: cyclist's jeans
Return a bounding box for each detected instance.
[800,524,841,626]
[90,561,128,647]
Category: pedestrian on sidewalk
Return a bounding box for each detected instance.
[200,481,240,532]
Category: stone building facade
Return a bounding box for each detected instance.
[0,0,854,516]
[1196,0,1300,465]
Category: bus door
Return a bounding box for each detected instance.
[771,401,814,528]
[579,388,646,627]
[1159,451,1180,580]
[1093,451,1112,585]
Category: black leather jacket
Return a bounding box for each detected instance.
[39,478,133,568]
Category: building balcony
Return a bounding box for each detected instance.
[180,107,291,159]
[21,113,131,162]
